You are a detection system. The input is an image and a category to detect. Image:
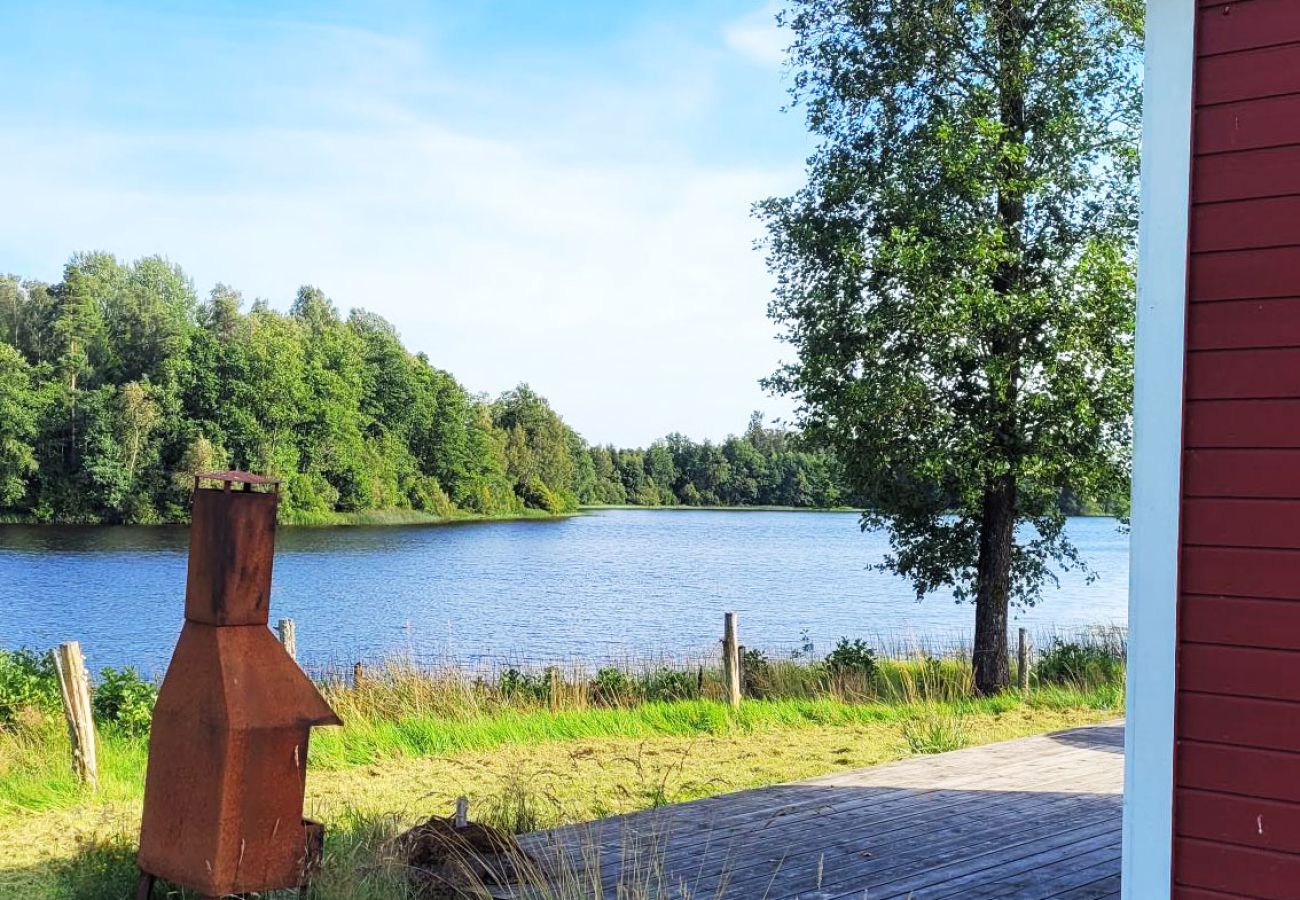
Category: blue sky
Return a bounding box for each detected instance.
[0,0,810,445]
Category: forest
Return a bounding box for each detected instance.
[0,253,849,524]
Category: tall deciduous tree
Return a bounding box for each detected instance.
[759,0,1141,693]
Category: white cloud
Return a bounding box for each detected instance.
[0,14,805,446]
[723,3,787,66]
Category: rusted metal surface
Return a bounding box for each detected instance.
[184,484,279,626]
[137,475,341,898]
[194,469,282,489]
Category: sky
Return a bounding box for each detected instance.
[0,0,813,447]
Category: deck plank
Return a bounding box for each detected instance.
[521,721,1125,898]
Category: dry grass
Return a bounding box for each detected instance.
[0,634,1126,898]
[0,701,1118,899]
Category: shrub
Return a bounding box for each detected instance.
[92,667,158,736]
[741,648,772,698]
[825,638,878,680]
[498,667,553,703]
[638,668,697,702]
[1034,639,1124,688]
[0,648,61,726]
[591,667,632,705]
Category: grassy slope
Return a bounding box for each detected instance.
[0,688,1122,899]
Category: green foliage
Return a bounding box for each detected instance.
[90,667,157,736]
[0,649,61,726]
[741,647,772,698]
[0,257,596,524]
[901,712,970,755]
[1034,639,1125,689]
[0,254,1114,524]
[592,666,633,704]
[637,667,699,703]
[759,0,1141,692]
[0,650,158,735]
[824,638,878,680]
[580,411,852,510]
[498,667,555,703]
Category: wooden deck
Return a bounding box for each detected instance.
[522,722,1124,899]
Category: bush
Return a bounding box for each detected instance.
[0,648,61,726]
[638,668,697,702]
[1034,640,1124,688]
[741,648,771,698]
[591,667,632,705]
[498,667,554,703]
[825,638,878,680]
[93,667,158,736]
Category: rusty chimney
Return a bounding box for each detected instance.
[137,472,341,899]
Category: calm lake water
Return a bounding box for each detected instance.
[0,509,1128,676]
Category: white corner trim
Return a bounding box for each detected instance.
[1122,2,1195,898]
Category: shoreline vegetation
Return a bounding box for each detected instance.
[0,630,1126,898]
[1,253,1116,530]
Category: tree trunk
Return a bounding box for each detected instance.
[971,0,1029,697]
[973,474,1016,695]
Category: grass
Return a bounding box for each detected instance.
[281,506,572,527]
[0,636,1125,899]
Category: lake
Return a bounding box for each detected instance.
[0,509,1128,676]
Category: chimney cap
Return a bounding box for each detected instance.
[194,471,281,492]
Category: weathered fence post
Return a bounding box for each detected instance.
[722,612,741,707]
[52,641,98,790]
[454,795,470,829]
[1018,628,1031,692]
[277,618,297,662]
[353,661,365,689]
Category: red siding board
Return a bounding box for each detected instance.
[1173,889,1258,900]
[1179,644,1300,701]
[1190,247,1300,301]
[1174,836,1300,898]
[1197,44,1300,106]
[1187,298,1300,349]
[1181,546,1300,599]
[1182,498,1300,547]
[1186,348,1300,399]
[1191,196,1300,253]
[1181,595,1300,650]
[1176,788,1300,854]
[1178,693,1300,752]
[1178,741,1300,804]
[1199,1,1300,57]
[1195,95,1300,155]
[1184,399,1300,448]
[1184,449,1300,497]
[1194,146,1300,203]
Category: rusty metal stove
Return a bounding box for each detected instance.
[136,472,341,899]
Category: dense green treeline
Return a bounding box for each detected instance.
[0,253,845,524]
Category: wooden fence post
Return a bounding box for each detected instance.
[277,618,297,661]
[1018,628,1031,692]
[353,661,365,689]
[722,613,741,708]
[52,641,98,790]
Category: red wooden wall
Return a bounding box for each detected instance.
[1176,1,1300,896]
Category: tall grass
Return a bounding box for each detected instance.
[0,630,1126,821]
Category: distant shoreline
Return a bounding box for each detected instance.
[0,503,1121,527]
[580,503,859,513]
